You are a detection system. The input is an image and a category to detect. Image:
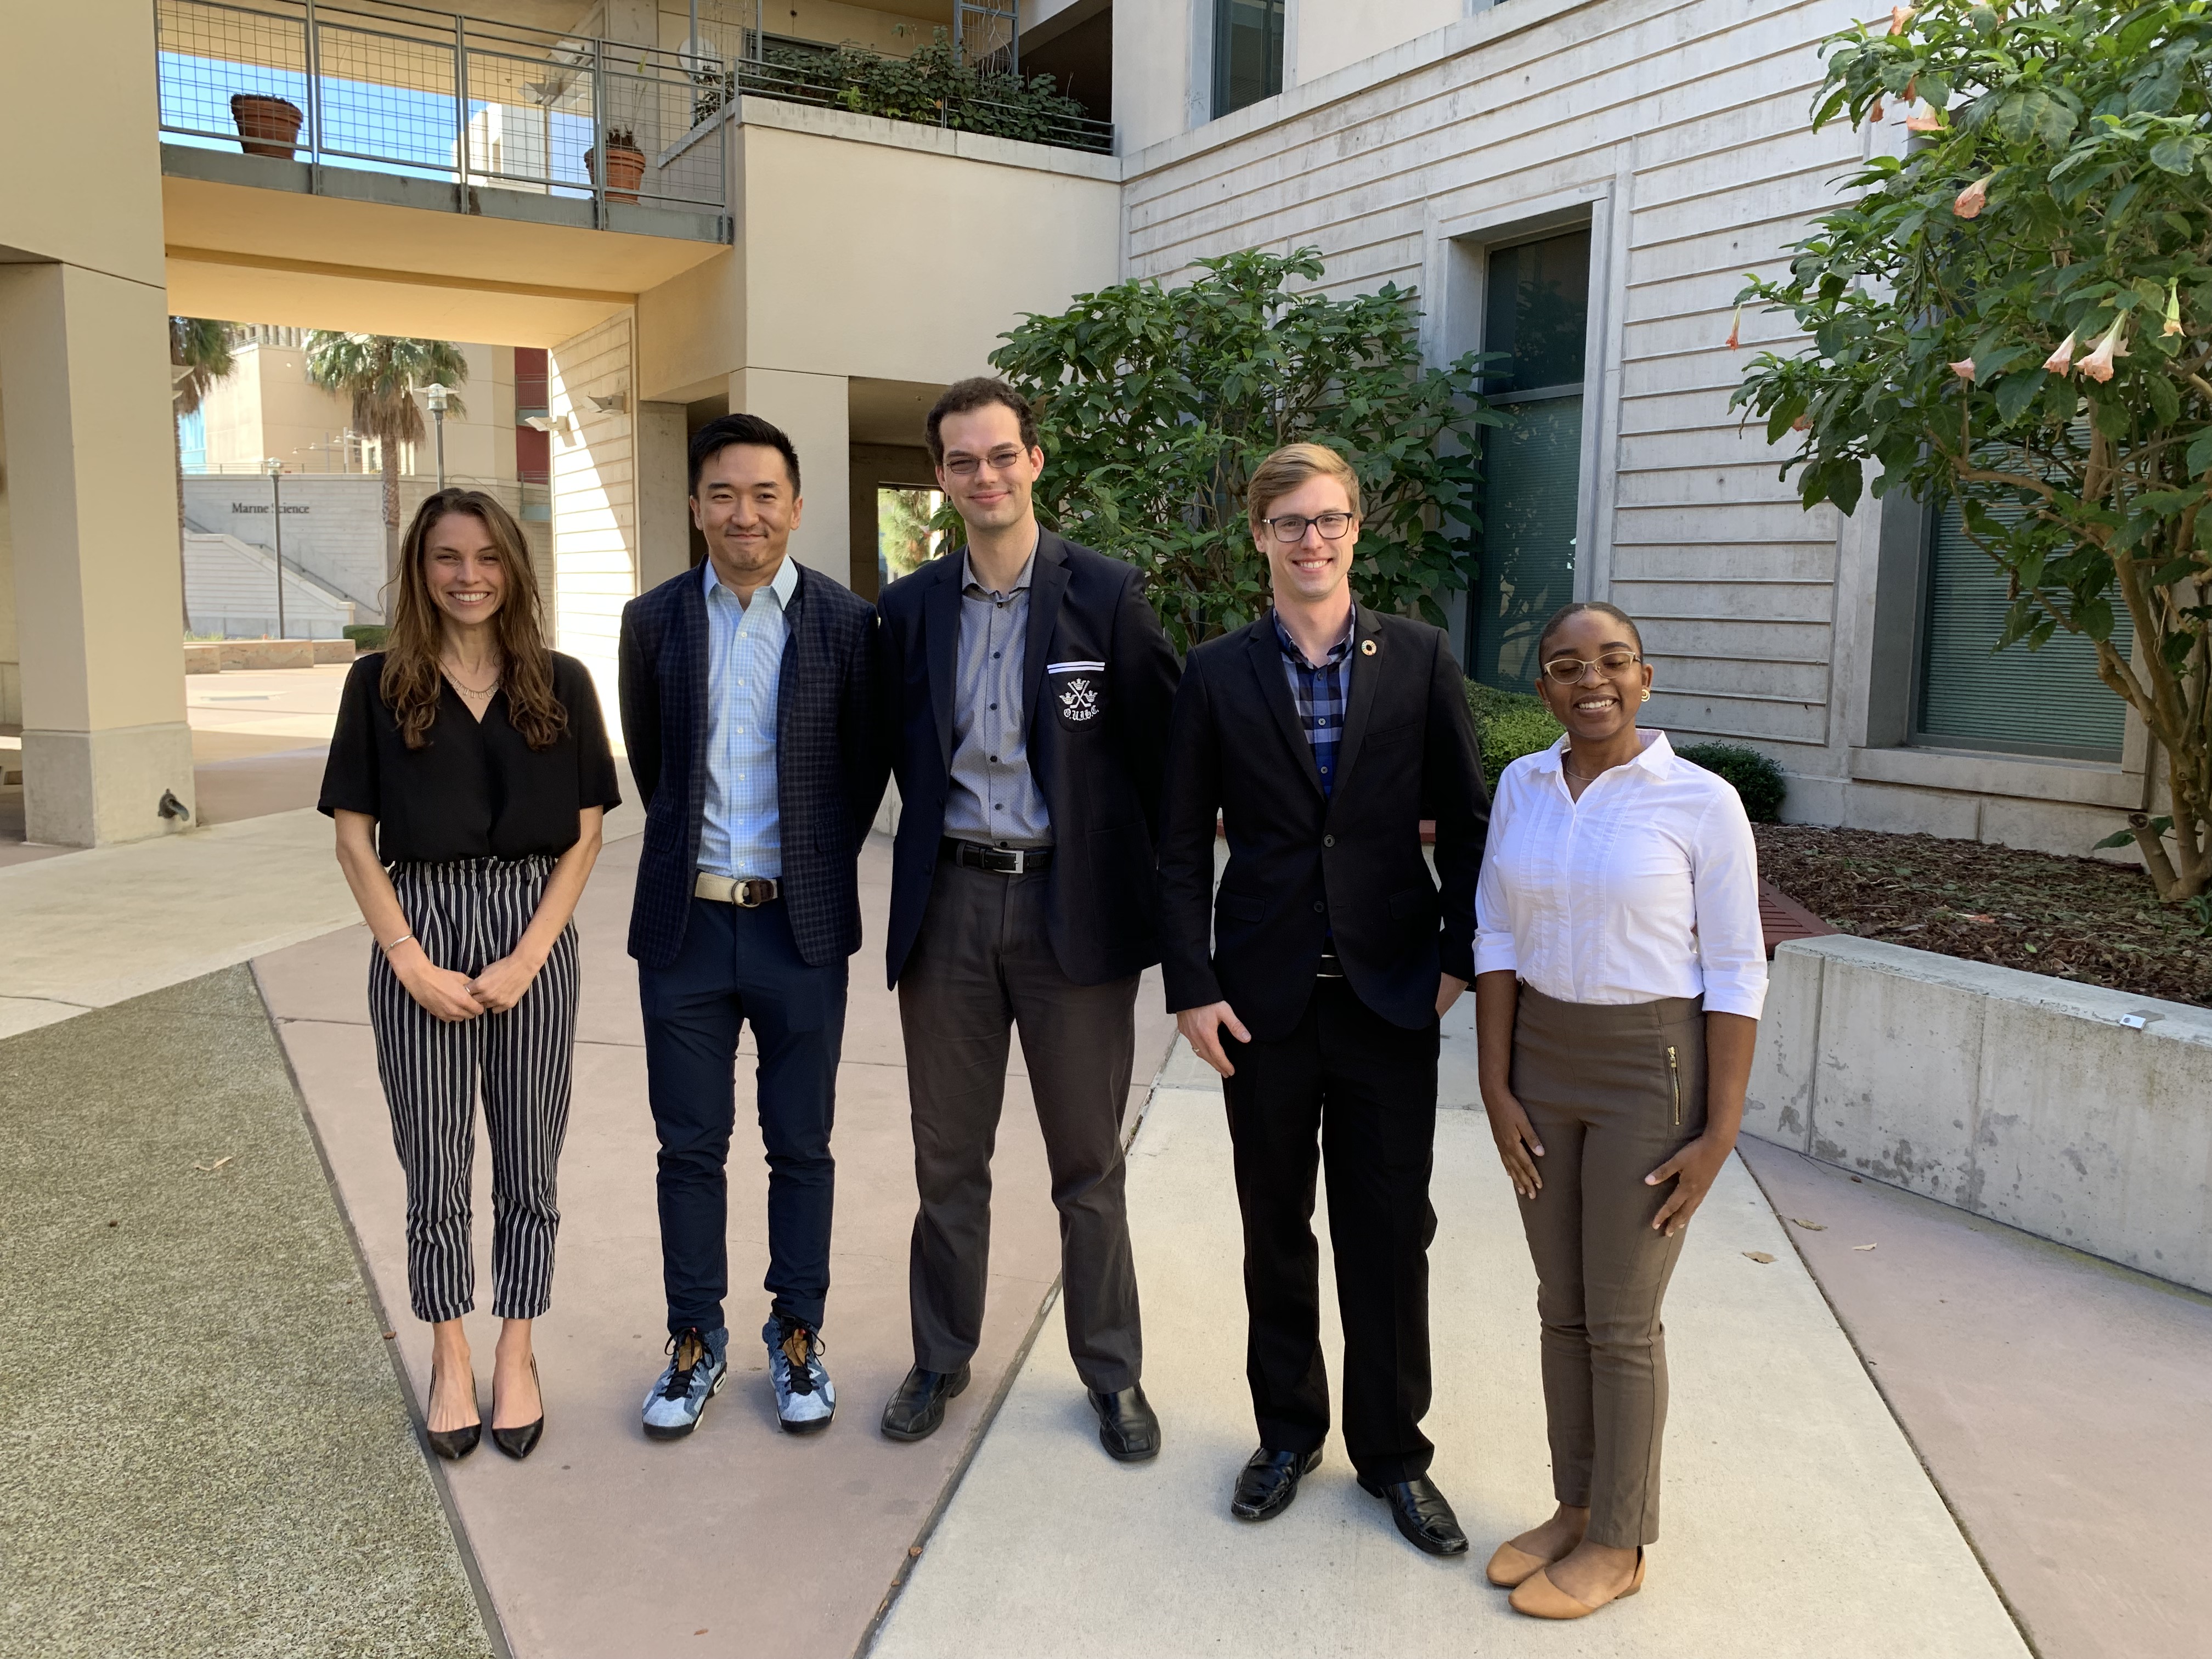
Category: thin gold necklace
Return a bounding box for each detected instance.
[443,660,501,697]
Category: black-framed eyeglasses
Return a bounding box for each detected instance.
[1541,650,1641,685]
[1263,511,1355,544]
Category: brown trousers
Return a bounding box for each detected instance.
[897,856,1142,1392]
[1510,983,1707,1549]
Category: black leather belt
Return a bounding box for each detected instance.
[943,838,1054,875]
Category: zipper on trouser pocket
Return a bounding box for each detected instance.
[1667,1045,1682,1127]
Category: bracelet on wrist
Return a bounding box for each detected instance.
[382,932,414,956]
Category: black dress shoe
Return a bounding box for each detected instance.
[425,1362,481,1462]
[1230,1446,1322,1521]
[491,1356,545,1461]
[1358,1473,1469,1556]
[879,1363,970,1442]
[1087,1384,1160,1462]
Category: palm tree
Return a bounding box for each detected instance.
[304,332,470,580]
[171,317,235,631]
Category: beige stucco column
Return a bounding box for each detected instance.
[635,399,691,594]
[0,262,194,845]
[727,368,850,581]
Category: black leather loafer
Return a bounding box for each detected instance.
[879,1363,970,1442]
[1358,1473,1469,1556]
[1230,1446,1322,1521]
[1087,1384,1161,1462]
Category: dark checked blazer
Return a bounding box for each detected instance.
[618,560,888,970]
[1156,604,1490,1042]
[876,531,1181,989]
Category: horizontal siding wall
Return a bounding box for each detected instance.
[548,313,637,734]
[1124,0,1867,767]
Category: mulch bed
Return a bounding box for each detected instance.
[1753,824,2212,1010]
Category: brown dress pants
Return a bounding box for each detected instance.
[1510,983,1707,1548]
[897,856,1143,1392]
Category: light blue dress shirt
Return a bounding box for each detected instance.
[696,553,799,879]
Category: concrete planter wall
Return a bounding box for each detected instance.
[1746,935,2212,1294]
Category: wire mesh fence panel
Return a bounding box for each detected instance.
[600,65,725,208]
[157,0,310,147]
[313,21,458,177]
[462,43,596,196]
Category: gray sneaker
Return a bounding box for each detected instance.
[642,1326,727,1440]
[765,1317,835,1435]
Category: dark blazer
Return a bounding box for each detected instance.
[618,559,887,970]
[877,531,1181,989]
[1157,604,1489,1042]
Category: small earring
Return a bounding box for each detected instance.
[1641,689,1651,703]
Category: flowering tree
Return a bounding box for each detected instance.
[1733,0,2212,901]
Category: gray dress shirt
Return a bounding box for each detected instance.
[943,549,1053,848]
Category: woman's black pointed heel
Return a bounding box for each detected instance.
[491,1355,545,1461]
[425,1361,482,1461]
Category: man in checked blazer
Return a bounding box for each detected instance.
[618,413,886,1441]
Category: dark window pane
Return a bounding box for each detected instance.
[1917,499,2128,761]
[1471,396,1583,689]
[1214,0,1284,117]
[1484,229,1591,394]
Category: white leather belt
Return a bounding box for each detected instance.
[694,872,781,907]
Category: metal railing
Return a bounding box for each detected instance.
[155,0,730,224]
[716,41,1111,154]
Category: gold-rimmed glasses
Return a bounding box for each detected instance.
[1539,650,1642,685]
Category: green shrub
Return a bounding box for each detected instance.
[1466,680,1560,789]
[342,624,390,652]
[1676,742,1787,823]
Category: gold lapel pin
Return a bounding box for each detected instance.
[1359,639,1377,656]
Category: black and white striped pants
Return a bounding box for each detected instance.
[368,856,579,1323]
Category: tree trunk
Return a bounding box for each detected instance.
[382,443,402,599]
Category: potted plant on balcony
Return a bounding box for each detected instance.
[230,93,303,160]
[586,127,646,203]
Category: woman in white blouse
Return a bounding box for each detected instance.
[1473,601,1766,1621]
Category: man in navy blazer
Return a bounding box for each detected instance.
[874,378,1181,1459]
[618,413,885,1441]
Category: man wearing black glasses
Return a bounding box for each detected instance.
[1158,442,1489,1553]
[874,377,1181,1460]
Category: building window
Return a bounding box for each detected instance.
[1213,0,1284,117]
[1915,498,2128,761]
[1469,227,1591,690]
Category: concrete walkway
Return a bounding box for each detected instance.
[874,1045,2030,1659]
[256,833,1177,1659]
[1741,1140,2212,1659]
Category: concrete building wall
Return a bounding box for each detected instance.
[1114,0,2150,861]
[0,408,18,727]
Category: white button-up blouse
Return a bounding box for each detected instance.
[1474,731,1767,1019]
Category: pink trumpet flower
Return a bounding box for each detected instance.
[2042,331,2078,374]
[1868,97,1886,123]
[1949,358,1977,381]
[1726,304,1742,351]
[1905,102,1945,132]
[2077,318,2129,384]
[1889,5,1915,35]
[1954,174,1994,219]
[1792,414,1813,431]
[2165,280,2183,337]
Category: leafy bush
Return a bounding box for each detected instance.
[342,624,390,652]
[1676,742,1788,823]
[992,247,1500,650]
[1466,680,1561,789]
[735,32,1102,150]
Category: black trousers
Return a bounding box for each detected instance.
[639,896,847,1337]
[1221,977,1440,1484]
[898,857,1142,1393]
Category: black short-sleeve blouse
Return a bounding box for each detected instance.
[318,651,623,863]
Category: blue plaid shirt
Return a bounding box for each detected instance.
[1273,607,1355,798]
[697,553,799,878]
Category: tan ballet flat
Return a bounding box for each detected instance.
[1508,1548,1645,1619]
[1485,1539,1559,1588]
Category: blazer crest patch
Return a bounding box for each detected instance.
[1058,675,1102,723]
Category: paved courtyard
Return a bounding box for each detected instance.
[3,755,2207,1658]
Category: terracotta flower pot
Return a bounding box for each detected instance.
[588,142,647,204]
[230,94,304,160]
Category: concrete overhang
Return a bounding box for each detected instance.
[160,145,730,346]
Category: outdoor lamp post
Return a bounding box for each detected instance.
[423,382,453,491]
[265,457,287,641]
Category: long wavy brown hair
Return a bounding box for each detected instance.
[381,488,567,751]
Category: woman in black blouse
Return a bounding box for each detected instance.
[320,488,620,1462]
